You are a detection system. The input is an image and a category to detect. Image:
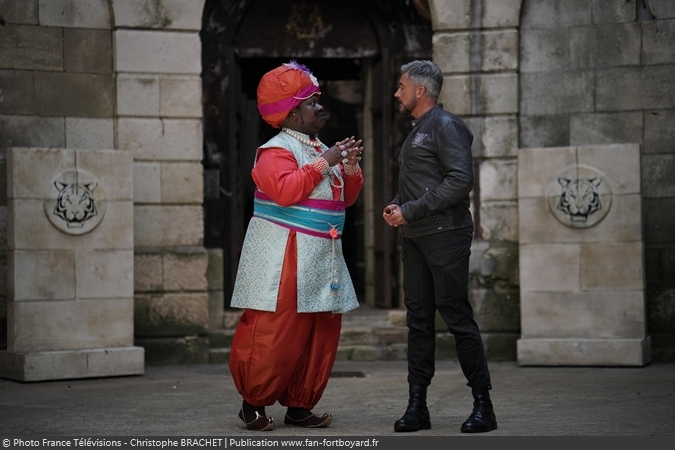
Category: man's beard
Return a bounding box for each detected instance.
[398,98,415,116]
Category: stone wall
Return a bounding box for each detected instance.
[428,0,523,361]
[519,0,675,361]
[0,0,210,367]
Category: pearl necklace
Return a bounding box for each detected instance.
[282,128,323,147]
[282,128,344,191]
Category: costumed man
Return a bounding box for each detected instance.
[228,62,364,431]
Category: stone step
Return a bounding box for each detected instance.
[222,307,407,330]
[212,307,410,364]
[208,329,235,348]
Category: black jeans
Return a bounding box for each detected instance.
[401,226,491,391]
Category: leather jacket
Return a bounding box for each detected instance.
[391,104,474,238]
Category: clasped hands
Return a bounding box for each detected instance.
[323,136,363,167]
[382,204,407,227]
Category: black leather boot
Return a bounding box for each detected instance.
[394,384,431,432]
[460,389,497,433]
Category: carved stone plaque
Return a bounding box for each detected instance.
[43,169,107,235]
[546,165,612,229]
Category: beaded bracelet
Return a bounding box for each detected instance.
[343,162,360,176]
[310,157,330,174]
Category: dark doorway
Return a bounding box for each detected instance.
[201,0,432,310]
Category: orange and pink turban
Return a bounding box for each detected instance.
[256,61,321,129]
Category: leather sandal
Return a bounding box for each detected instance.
[238,409,274,431]
[284,412,333,428]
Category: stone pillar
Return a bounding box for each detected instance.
[0,147,144,381]
[517,143,650,366]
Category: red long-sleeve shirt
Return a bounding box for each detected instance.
[252,147,363,207]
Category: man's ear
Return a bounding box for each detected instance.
[416,85,425,99]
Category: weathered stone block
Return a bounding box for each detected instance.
[479,73,518,114]
[470,241,520,288]
[519,115,570,148]
[75,250,134,299]
[433,32,471,73]
[9,250,76,301]
[520,243,580,292]
[0,70,34,115]
[482,115,518,158]
[644,110,675,154]
[520,28,570,73]
[440,75,471,116]
[429,0,472,31]
[643,19,675,65]
[519,195,643,245]
[650,0,675,19]
[0,24,62,71]
[0,0,38,24]
[160,162,203,204]
[642,154,675,198]
[134,292,209,337]
[591,0,635,23]
[521,0,591,28]
[38,0,111,29]
[111,0,206,30]
[0,115,65,150]
[647,287,675,333]
[35,72,114,118]
[208,291,224,330]
[596,65,675,111]
[134,252,163,293]
[479,158,517,202]
[0,208,6,242]
[520,71,595,115]
[517,337,651,366]
[115,29,201,74]
[77,149,134,201]
[482,0,521,28]
[9,199,134,250]
[8,298,135,352]
[133,162,162,204]
[570,112,643,147]
[580,242,644,291]
[518,146,576,199]
[136,336,209,366]
[643,198,675,245]
[117,118,202,161]
[65,118,115,150]
[577,144,641,194]
[340,328,378,345]
[117,75,160,117]
[479,200,518,243]
[162,247,208,292]
[481,29,518,71]
[571,23,641,69]
[208,329,233,348]
[206,248,223,292]
[471,286,520,332]
[160,75,203,118]
[0,346,143,381]
[7,147,76,199]
[462,117,483,157]
[64,28,112,74]
[134,205,203,248]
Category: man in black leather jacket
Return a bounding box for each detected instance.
[383,60,497,434]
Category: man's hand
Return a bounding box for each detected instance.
[383,204,407,227]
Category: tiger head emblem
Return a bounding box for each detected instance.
[557,177,602,223]
[53,181,98,228]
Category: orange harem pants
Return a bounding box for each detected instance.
[228,230,342,409]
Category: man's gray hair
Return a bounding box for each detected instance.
[400,60,443,101]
